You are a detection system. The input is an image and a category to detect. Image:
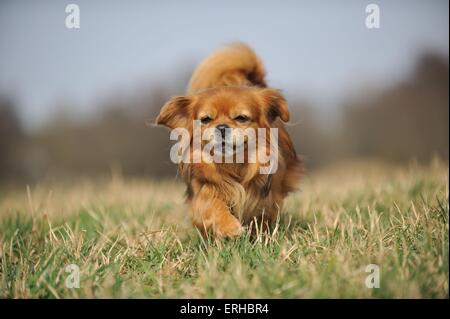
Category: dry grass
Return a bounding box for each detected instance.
[0,159,448,298]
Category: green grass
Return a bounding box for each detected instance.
[0,159,448,298]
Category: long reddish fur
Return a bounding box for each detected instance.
[157,43,302,237]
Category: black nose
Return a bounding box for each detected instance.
[216,124,229,138]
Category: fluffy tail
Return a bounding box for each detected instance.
[187,43,267,94]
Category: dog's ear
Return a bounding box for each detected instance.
[156,96,193,129]
[259,88,290,122]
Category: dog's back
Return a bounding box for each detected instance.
[188,43,267,94]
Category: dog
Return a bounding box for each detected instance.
[156,43,302,237]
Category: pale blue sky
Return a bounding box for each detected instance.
[0,0,448,130]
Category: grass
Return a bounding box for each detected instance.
[0,159,448,298]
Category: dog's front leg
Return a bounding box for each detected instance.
[190,184,243,237]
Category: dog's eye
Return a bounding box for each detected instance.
[234,115,250,123]
[200,116,213,124]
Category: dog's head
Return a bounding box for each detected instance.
[156,86,289,151]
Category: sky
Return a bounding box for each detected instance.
[0,0,448,130]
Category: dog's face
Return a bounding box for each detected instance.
[156,87,290,152]
[195,88,262,150]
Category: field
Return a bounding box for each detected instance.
[0,160,448,298]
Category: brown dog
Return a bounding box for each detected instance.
[156,43,302,237]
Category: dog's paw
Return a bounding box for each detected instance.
[215,215,244,238]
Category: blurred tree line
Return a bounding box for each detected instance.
[0,52,448,184]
